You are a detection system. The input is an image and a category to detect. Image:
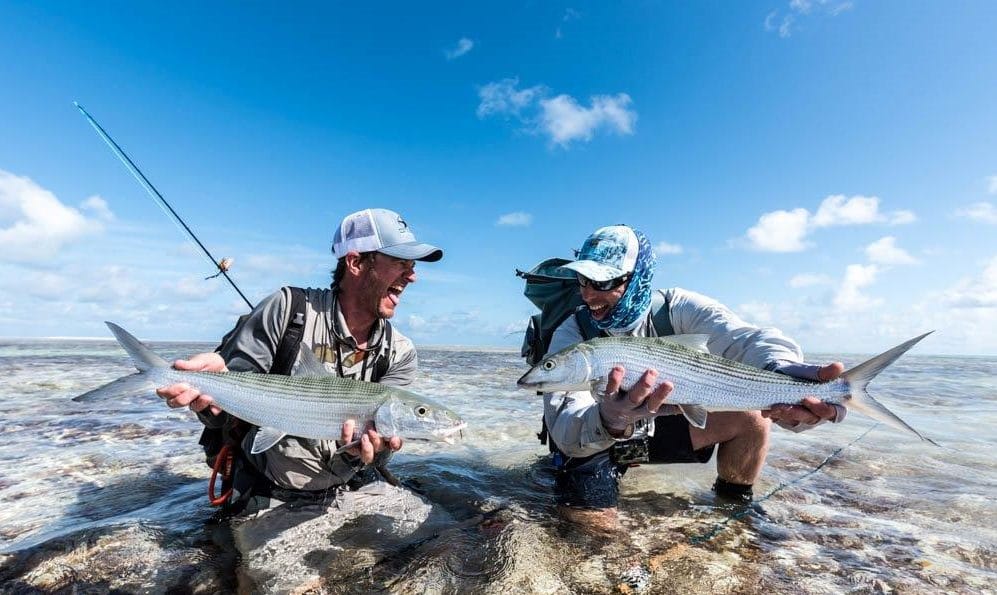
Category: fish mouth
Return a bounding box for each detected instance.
[433,422,467,444]
[516,370,537,388]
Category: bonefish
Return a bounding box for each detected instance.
[518,332,936,444]
[76,322,466,454]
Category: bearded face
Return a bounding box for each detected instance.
[355,252,416,319]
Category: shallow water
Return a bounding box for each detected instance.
[0,339,994,593]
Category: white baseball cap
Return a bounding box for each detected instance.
[332,208,443,262]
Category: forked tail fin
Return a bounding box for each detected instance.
[105,321,169,371]
[842,332,938,446]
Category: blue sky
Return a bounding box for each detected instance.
[1,1,995,355]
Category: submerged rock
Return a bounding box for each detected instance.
[231,482,456,593]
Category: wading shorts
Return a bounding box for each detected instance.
[553,414,715,509]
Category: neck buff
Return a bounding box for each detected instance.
[591,228,657,332]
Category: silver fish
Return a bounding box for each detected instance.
[518,332,936,444]
[76,322,466,453]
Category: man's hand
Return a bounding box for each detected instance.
[762,362,846,426]
[155,352,227,415]
[339,419,403,465]
[598,365,675,437]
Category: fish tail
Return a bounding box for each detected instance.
[73,373,151,402]
[105,321,169,372]
[842,331,938,446]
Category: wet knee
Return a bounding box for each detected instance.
[738,410,771,440]
[557,505,620,534]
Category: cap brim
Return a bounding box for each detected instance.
[561,260,627,282]
[378,242,443,262]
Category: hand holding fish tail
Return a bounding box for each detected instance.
[338,419,403,465]
[599,366,676,437]
[762,361,847,429]
[155,352,227,415]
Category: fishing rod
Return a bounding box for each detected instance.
[74,101,254,310]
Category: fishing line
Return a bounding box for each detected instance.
[73,101,254,310]
[688,422,880,545]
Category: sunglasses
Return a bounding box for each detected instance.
[577,273,630,291]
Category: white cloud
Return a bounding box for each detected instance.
[555,8,582,39]
[445,37,474,61]
[866,236,918,266]
[539,93,636,146]
[790,0,813,13]
[988,176,997,195]
[400,310,481,335]
[746,195,915,252]
[504,318,529,335]
[80,195,114,221]
[746,208,810,252]
[939,256,997,309]
[477,79,637,147]
[736,301,774,326]
[496,212,532,227]
[955,201,997,224]
[828,1,853,16]
[407,314,426,330]
[766,0,853,38]
[653,241,683,256]
[834,264,882,310]
[888,210,917,225]
[476,78,543,118]
[0,169,108,263]
[812,194,881,227]
[789,273,832,288]
[76,265,154,304]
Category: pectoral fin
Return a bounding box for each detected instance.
[678,404,709,429]
[250,427,287,454]
[297,346,333,377]
[333,439,361,455]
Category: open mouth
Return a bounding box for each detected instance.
[387,285,404,306]
[589,303,610,319]
[434,422,467,444]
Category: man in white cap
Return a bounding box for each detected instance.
[157,208,443,515]
[542,224,843,530]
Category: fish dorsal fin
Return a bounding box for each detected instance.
[250,427,287,454]
[678,404,709,429]
[105,321,170,371]
[657,334,710,353]
[296,346,333,377]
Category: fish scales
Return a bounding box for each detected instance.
[518,332,937,444]
[587,337,846,411]
[147,367,398,438]
[76,322,466,451]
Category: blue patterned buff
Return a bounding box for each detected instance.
[593,227,656,331]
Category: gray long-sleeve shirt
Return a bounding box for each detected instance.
[543,287,812,458]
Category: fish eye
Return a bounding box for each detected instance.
[415,405,429,417]
[542,359,556,371]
